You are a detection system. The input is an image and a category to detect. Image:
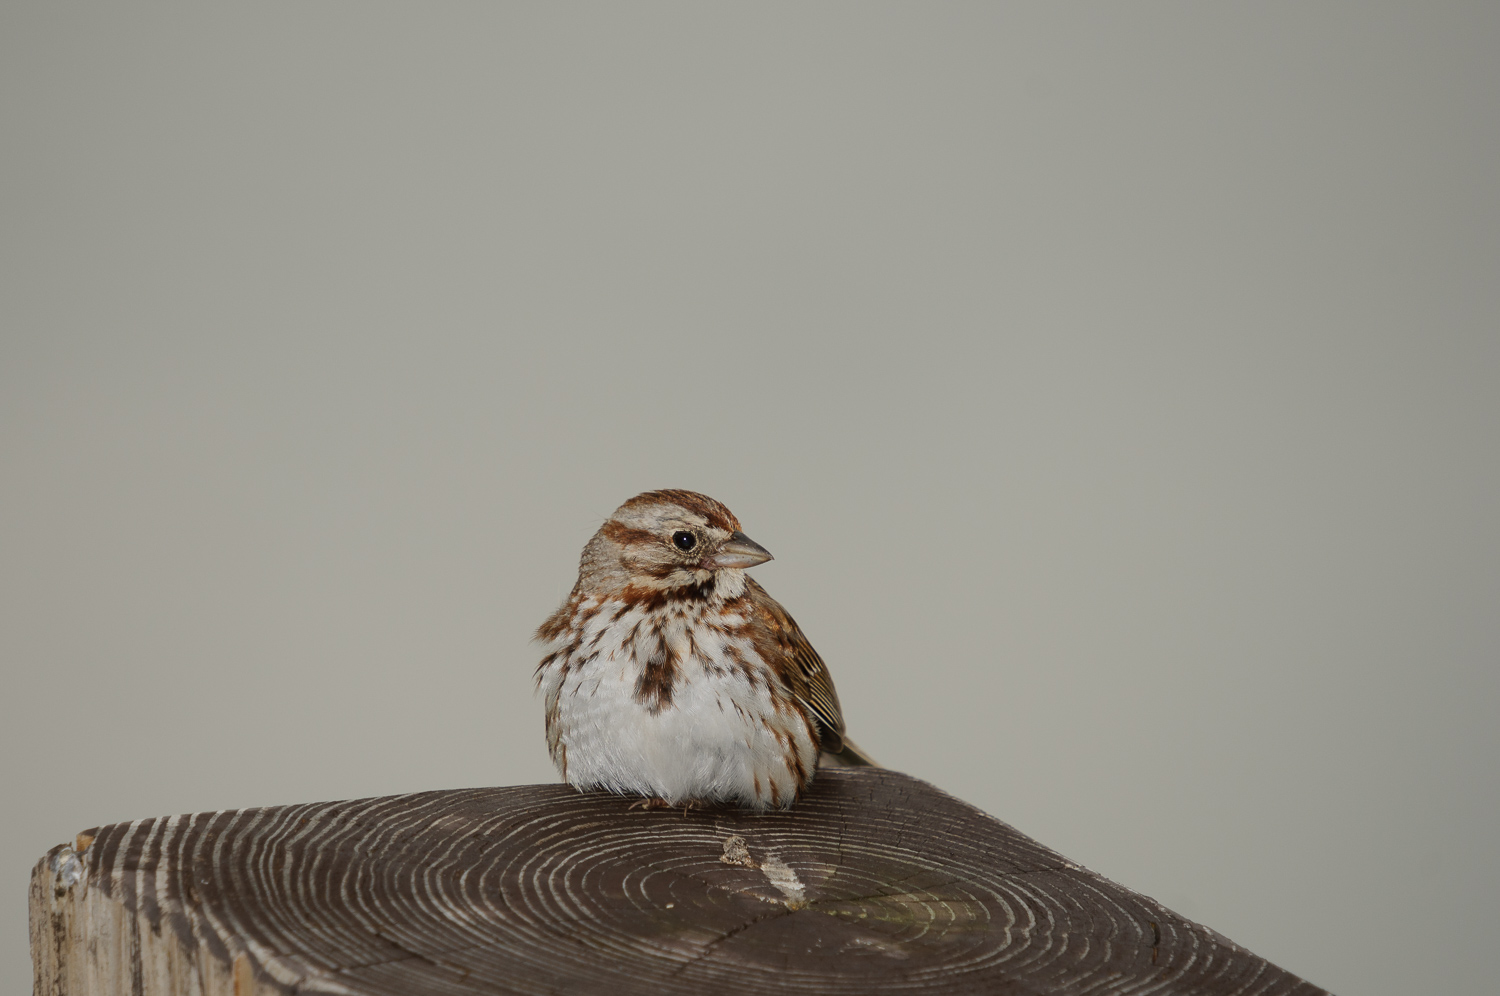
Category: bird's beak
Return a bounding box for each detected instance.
[704,531,774,570]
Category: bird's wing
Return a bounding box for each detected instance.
[744,578,875,766]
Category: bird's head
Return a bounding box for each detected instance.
[575,489,773,598]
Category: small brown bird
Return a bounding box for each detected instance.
[535,490,874,809]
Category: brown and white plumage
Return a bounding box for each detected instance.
[534,489,873,809]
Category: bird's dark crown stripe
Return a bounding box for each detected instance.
[616,490,741,532]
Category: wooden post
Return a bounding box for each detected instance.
[30,768,1328,995]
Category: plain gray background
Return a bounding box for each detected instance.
[3,4,1497,994]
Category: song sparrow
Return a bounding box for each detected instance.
[535,490,874,809]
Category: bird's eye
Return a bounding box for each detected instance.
[672,531,697,552]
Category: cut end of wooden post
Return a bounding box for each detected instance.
[30,768,1329,995]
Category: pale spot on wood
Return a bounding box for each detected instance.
[758,852,807,909]
[49,847,83,890]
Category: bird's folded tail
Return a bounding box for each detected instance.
[820,735,878,768]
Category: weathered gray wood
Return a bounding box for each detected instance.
[31,768,1328,995]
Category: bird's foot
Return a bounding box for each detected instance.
[627,797,674,810]
[628,797,705,815]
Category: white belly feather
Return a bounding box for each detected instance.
[536,596,817,808]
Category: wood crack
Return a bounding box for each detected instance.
[668,908,795,978]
